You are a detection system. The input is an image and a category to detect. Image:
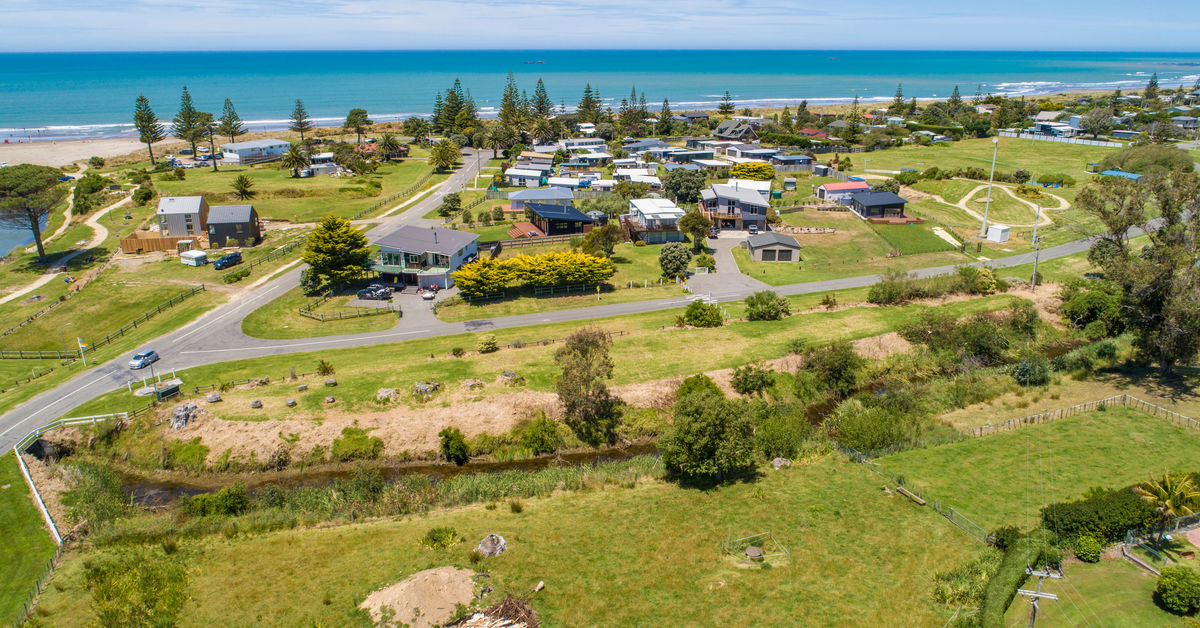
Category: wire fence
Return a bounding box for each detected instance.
[9,544,63,628]
[296,292,401,322]
[0,366,56,395]
[348,170,434,221]
[997,130,1122,148]
[971,394,1197,437]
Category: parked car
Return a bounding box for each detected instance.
[212,252,242,270]
[129,349,160,370]
[708,226,720,239]
[356,285,393,300]
[747,224,760,235]
[421,290,436,300]
[179,148,193,155]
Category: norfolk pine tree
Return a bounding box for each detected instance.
[303,215,371,288]
[133,94,166,165]
[289,99,314,143]
[217,98,246,143]
[171,86,203,157]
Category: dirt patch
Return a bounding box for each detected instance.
[852,332,912,360]
[20,454,69,530]
[359,566,476,628]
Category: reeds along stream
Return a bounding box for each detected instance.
[123,441,660,507]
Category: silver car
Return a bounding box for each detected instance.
[129,349,159,370]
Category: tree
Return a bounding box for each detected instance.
[402,116,430,140]
[532,78,554,119]
[343,108,372,143]
[1156,566,1200,615]
[731,363,772,396]
[805,341,864,398]
[577,84,601,124]
[778,106,794,131]
[717,91,735,116]
[744,290,791,321]
[1144,72,1160,102]
[660,386,754,480]
[663,168,705,204]
[612,180,650,200]
[377,133,401,161]
[658,241,692,279]
[1136,473,1200,547]
[677,210,712,251]
[554,327,620,445]
[232,174,255,200]
[430,139,461,172]
[133,94,166,166]
[579,224,623,257]
[887,84,906,116]
[216,98,246,143]
[730,163,775,181]
[451,257,512,297]
[303,215,371,288]
[656,99,674,136]
[1080,106,1115,139]
[948,85,963,117]
[0,165,67,261]
[196,112,219,172]
[289,99,314,144]
[871,178,901,194]
[437,191,462,217]
[439,427,469,465]
[171,86,202,157]
[499,72,523,129]
[684,301,722,327]
[281,143,310,177]
[1077,172,1200,373]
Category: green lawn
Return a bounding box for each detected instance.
[845,136,1119,177]
[905,197,977,229]
[153,158,434,222]
[964,186,1039,225]
[241,285,399,340]
[35,456,976,627]
[910,179,980,205]
[869,223,957,255]
[878,408,1200,530]
[1001,558,1184,627]
[0,453,57,624]
[732,244,968,286]
[435,285,686,323]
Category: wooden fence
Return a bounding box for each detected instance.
[970,394,1192,437]
[119,233,201,254]
[0,366,55,395]
[221,239,304,282]
[349,170,435,221]
[297,293,401,322]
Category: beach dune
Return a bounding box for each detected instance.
[0,138,148,168]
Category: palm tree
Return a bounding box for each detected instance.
[281,144,310,178]
[1136,473,1200,547]
[232,175,256,200]
[482,126,504,159]
[377,133,401,162]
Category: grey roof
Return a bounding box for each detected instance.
[220,138,289,151]
[714,119,754,137]
[711,184,770,208]
[772,154,814,162]
[157,196,203,215]
[662,162,701,172]
[850,190,908,207]
[208,205,255,224]
[526,203,593,223]
[375,225,479,255]
[509,186,574,201]
[746,232,802,249]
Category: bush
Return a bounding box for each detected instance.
[84,547,188,627]
[661,388,755,480]
[508,499,524,513]
[1074,535,1102,563]
[991,526,1022,552]
[683,301,722,327]
[132,185,155,205]
[299,269,324,296]
[980,529,1056,626]
[520,414,561,455]
[222,268,251,283]
[693,252,716,271]
[1012,355,1052,386]
[731,363,772,396]
[1041,485,1157,545]
[439,427,470,465]
[316,359,335,375]
[754,411,810,459]
[805,341,864,398]
[931,548,1003,607]
[476,333,498,353]
[330,427,384,461]
[451,347,464,357]
[420,526,460,550]
[677,374,723,399]
[88,155,106,168]
[1157,566,1200,614]
[182,485,250,517]
[658,241,693,279]
[744,290,790,321]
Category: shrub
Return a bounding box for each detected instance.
[990,526,1022,552]
[980,529,1056,626]
[439,427,470,465]
[84,547,188,627]
[132,185,155,205]
[693,252,716,271]
[731,364,773,396]
[658,241,693,279]
[182,485,250,517]
[754,411,810,459]
[316,359,335,376]
[661,388,755,480]
[677,374,723,399]
[805,341,864,398]
[867,268,916,305]
[520,414,561,455]
[222,268,251,283]
[785,338,807,355]
[683,301,722,327]
[820,293,837,309]
[88,155,106,168]
[451,347,465,357]
[1041,485,1157,545]
[476,333,499,353]
[330,427,384,461]
[420,526,460,550]
[1157,566,1200,614]
[744,290,790,321]
[1074,535,1102,563]
[508,499,524,513]
[1012,355,1052,386]
[931,548,1003,607]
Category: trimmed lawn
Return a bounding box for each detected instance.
[36,456,976,627]
[844,137,1119,177]
[905,197,977,228]
[0,453,57,623]
[910,179,980,205]
[878,408,1200,530]
[964,186,1038,225]
[870,223,957,255]
[732,245,968,286]
[1001,558,1183,627]
[241,285,399,340]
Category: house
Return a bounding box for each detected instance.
[770,154,814,169]
[513,161,553,175]
[662,162,702,173]
[371,226,479,289]
[558,137,606,152]
[885,116,906,126]
[693,159,733,172]
[701,184,770,231]
[976,104,997,115]
[206,204,260,247]
[713,119,757,142]
[1033,111,1063,123]
[674,112,710,125]
[623,138,668,152]
[311,152,335,164]
[726,178,772,199]
[630,174,663,190]
[1111,129,1141,140]
[725,144,777,160]
[156,196,209,239]
[783,177,796,191]
[614,168,656,181]
[220,139,290,164]
[668,150,714,163]
[508,187,573,211]
[623,198,686,243]
[743,232,802,262]
[575,122,596,136]
[526,203,593,236]
[575,151,612,166]
[1032,121,1082,137]
[848,190,909,219]
[815,181,870,202]
[1171,116,1198,130]
[590,179,616,192]
[504,168,544,187]
[517,151,555,167]
[797,128,828,140]
[546,176,585,189]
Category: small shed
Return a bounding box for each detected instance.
[586,210,609,226]
[783,178,797,191]
[180,250,208,266]
[986,224,1010,243]
[744,232,803,262]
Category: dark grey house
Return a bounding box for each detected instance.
[848,191,909,219]
[675,112,710,125]
[713,119,757,142]
[206,204,261,247]
[370,226,480,289]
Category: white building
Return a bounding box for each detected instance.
[726,178,772,199]
[220,139,290,164]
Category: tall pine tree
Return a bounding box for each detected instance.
[171,86,202,156]
[217,98,245,143]
[532,78,553,118]
[717,91,735,115]
[289,99,314,144]
[577,84,601,124]
[499,72,521,128]
[133,94,165,165]
[656,99,673,135]
[948,85,963,117]
[1144,72,1160,101]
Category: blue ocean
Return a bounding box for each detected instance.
[1,50,1199,141]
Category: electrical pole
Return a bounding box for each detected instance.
[1030,203,1042,289]
[1018,565,1061,627]
[979,135,1000,237]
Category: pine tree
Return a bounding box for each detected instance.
[908,97,918,116]
[343,108,372,143]
[171,86,202,156]
[498,72,520,129]
[302,215,371,288]
[577,84,600,124]
[656,99,673,135]
[133,94,166,165]
[795,99,812,126]
[973,84,983,105]
[717,91,735,115]
[461,89,479,133]
[638,91,648,118]
[431,93,445,134]
[844,95,864,143]
[889,84,904,115]
[532,78,553,118]
[217,98,245,143]
[779,106,793,131]
[1145,72,1160,101]
[289,99,314,144]
[948,85,963,117]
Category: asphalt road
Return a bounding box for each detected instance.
[0,164,1103,451]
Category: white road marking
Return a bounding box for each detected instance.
[179,329,432,353]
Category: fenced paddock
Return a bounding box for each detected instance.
[721,531,790,566]
[971,394,1197,437]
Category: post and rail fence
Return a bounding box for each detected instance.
[348,170,435,221]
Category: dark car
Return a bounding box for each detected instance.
[356,285,393,300]
[212,252,242,270]
[708,226,720,239]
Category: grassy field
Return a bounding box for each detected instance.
[1001,558,1184,627]
[878,408,1200,530]
[241,285,400,339]
[910,179,980,205]
[0,453,57,624]
[964,186,1039,225]
[869,223,957,255]
[845,136,1119,177]
[34,456,977,627]
[732,244,967,286]
[153,157,435,223]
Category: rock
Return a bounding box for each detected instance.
[533,581,544,593]
[325,396,335,404]
[376,388,397,402]
[285,398,297,407]
[168,402,204,430]
[475,534,507,558]
[500,371,525,386]
[324,378,337,387]
[772,457,792,470]
[413,381,441,398]
[462,378,484,390]
[250,377,270,387]
[297,384,308,392]
[250,399,263,409]
[206,393,221,403]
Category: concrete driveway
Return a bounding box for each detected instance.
[685,232,771,298]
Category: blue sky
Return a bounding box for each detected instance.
[3,0,1199,52]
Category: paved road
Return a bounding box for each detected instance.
[0,168,1101,451]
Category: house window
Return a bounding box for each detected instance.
[432,254,450,267]
[184,215,193,222]
[405,253,423,265]
[235,224,244,233]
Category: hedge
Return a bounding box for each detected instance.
[980,529,1056,627]
[1040,485,1157,545]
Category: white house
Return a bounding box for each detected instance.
[624,198,686,243]
[726,178,772,199]
[220,139,290,164]
[575,122,597,136]
[504,168,543,187]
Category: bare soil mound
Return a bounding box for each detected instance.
[359,566,476,628]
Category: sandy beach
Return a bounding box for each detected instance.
[0,137,149,168]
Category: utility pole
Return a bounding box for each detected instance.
[1030,203,1042,289]
[979,135,1000,237]
[1018,565,1061,627]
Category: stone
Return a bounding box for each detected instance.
[500,371,525,386]
[325,396,335,404]
[206,393,221,403]
[250,399,263,409]
[746,546,764,561]
[168,402,204,430]
[250,377,269,387]
[376,388,397,402]
[285,398,297,407]
[475,534,507,558]
[413,381,441,398]
[771,457,792,470]
[297,384,308,392]
[324,378,337,387]
[462,379,484,390]
[533,581,545,593]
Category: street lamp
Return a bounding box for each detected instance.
[978,136,1000,238]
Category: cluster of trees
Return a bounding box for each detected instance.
[133,88,248,169]
[301,215,371,293]
[451,250,616,298]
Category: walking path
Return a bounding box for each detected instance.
[912,179,1071,228]
[40,163,87,247]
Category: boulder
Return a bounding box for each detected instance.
[325,396,335,404]
[500,371,525,386]
[376,388,397,402]
[462,379,484,391]
[285,398,297,407]
[297,384,308,392]
[206,393,221,403]
[324,378,338,387]
[250,399,263,409]
[169,402,204,429]
[476,534,507,558]
[413,381,441,398]
[771,457,792,470]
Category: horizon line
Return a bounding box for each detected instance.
[3,48,1200,55]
